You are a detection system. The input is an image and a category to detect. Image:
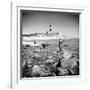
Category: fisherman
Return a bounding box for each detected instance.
[58,38,63,52]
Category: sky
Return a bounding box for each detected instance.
[21,10,79,39]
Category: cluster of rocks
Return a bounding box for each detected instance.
[22,52,79,78]
[22,39,79,78]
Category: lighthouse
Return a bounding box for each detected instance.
[49,24,52,32]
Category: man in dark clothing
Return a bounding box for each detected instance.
[58,38,62,51]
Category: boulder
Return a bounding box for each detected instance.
[56,67,69,76]
[63,49,72,60]
[31,65,42,77]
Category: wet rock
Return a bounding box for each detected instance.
[63,49,72,60]
[56,67,69,76]
[31,65,52,77]
[61,57,78,69]
[31,65,42,77]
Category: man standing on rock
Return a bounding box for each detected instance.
[58,38,63,52]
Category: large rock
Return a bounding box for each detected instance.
[56,67,69,76]
[31,65,42,77]
[31,65,51,77]
[61,57,79,69]
[63,49,72,60]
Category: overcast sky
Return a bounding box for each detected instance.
[21,10,79,39]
